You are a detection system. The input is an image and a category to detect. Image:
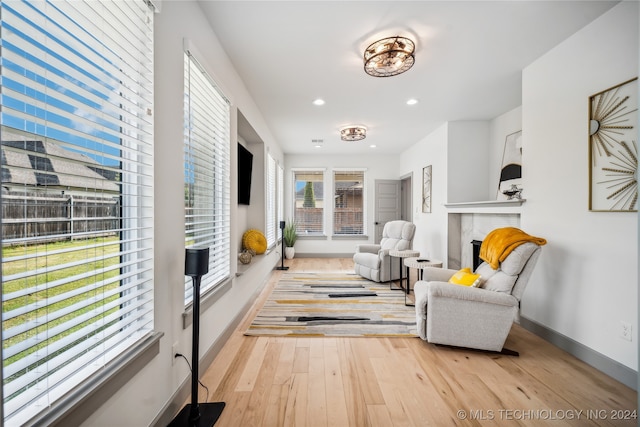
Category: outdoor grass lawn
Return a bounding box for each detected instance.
[2,236,121,368]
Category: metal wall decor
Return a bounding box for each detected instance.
[589,77,638,211]
[422,165,432,213]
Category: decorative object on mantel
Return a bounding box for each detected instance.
[496,130,523,201]
[588,77,638,212]
[502,184,523,200]
[422,165,432,213]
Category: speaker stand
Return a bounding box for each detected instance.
[276,237,289,271]
[169,275,225,427]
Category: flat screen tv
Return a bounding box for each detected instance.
[237,143,253,205]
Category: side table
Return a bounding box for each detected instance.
[403,257,443,306]
[388,249,420,294]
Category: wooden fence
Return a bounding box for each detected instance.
[2,192,120,243]
[295,207,363,235]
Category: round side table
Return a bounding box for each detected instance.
[403,257,443,306]
[388,249,420,293]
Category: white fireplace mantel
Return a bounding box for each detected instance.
[444,199,525,214]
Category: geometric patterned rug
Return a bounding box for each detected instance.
[244,272,418,337]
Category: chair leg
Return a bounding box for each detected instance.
[433,343,519,357]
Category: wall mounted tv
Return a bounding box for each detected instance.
[237,143,253,205]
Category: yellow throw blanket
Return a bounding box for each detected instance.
[479,227,547,269]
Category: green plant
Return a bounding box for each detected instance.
[283,221,298,247]
[303,181,316,208]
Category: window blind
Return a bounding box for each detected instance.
[0,1,154,425]
[183,51,231,304]
[293,170,324,235]
[266,154,276,247]
[333,170,365,235]
[277,162,284,240]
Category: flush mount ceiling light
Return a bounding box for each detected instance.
[340,125,367,142]
[364,36,415,77]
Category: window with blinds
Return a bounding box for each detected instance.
[277,162,284,240]
[183,50,231,304]
[333,170,365,235]
[0,1,154,425]
[266,154,276,247]
[293,170,324,235]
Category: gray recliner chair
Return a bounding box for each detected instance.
[414,241,542,353]
[353,220,416,282]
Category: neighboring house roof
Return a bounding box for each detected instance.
[1,132,120,194]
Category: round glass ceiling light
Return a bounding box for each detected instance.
[364,36,415,77]
[340,125,367,142]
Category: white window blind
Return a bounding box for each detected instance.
[333,170,365,235]
[0,1,154,425]
[266,154,276,247]
[183,50,231,304]
[293,170,324,235]
[277,162,284,240]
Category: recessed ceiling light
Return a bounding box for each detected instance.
[369,144,377,148]
[312,98,325,106]
[406,98,419,105]
[314,145,322,149]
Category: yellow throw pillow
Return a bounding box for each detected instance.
[448,267,482,287]
[242,229,267,255]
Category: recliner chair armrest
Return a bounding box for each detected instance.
[428,282,518,307]
[355,244,380,254]
[421,268,459,283]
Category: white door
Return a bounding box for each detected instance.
[374,180,401,243]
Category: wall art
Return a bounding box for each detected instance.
[496,130,523,200]
[422,165,432,213]
[589,77,638,211]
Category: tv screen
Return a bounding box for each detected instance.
[237,143,253,205]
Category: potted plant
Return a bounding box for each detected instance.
[283,221,297,259]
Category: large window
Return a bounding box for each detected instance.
[183,50,231,304]
[293,169,324,235]
[0,1,154,424]
[333,170,365,235]
[265,153,276,247]
[277,162,284,240]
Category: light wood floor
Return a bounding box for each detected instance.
[198,258,637,426]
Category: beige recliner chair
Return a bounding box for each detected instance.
[414,240,542,354]
[353,220,416,282]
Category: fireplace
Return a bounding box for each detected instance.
[471,240,483,271]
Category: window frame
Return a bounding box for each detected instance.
[182,47,231,306]
[332,168,367,237]
[291,168,326,236]
[0,1,157,425]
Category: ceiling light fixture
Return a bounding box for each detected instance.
[406,98,419,105]
[312,98,325,106]
[340,125,367,142]
[364,36,415,77]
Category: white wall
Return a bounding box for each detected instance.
[80,2,282,425]
[285,153,400,255]
[521,1,638,370]
[399,123,449,261]
[447,121,491,203]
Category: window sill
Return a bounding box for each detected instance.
[332,234,368,240]
[297,234,327,240]
[25,331,163,427]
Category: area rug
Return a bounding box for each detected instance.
[245,272,418,337]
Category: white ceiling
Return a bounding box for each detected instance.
[198,1,618,155]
